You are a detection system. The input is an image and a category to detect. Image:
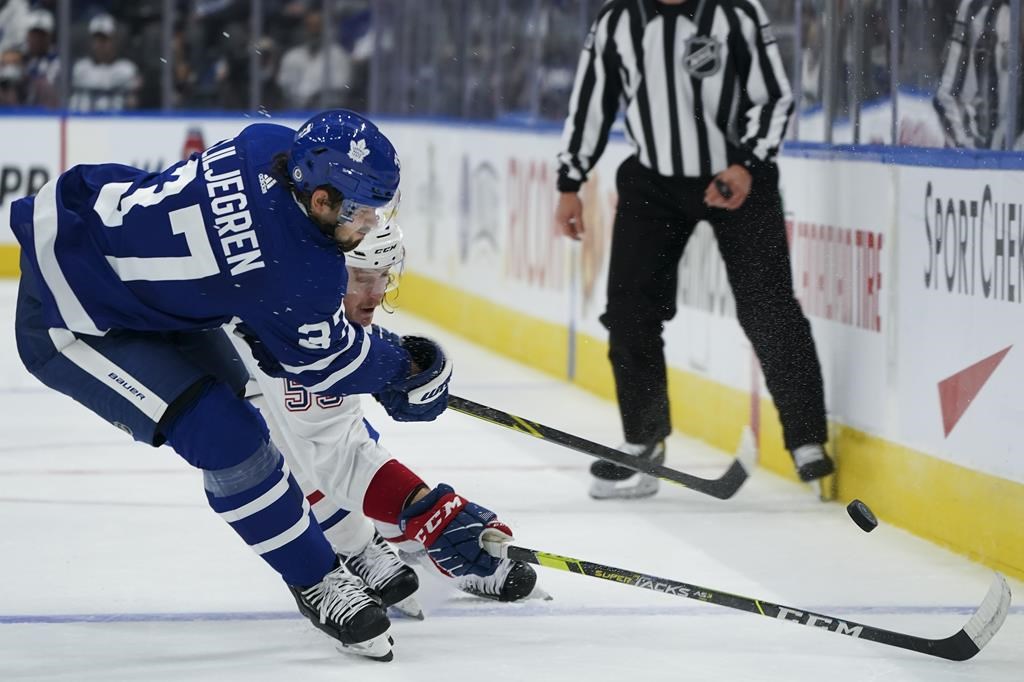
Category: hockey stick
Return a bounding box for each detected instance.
[448,395,753,500]
[495,544,1010,661]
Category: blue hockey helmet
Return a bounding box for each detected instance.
[288,109,400,209]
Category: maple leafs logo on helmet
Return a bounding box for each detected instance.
[348,139,370,163]
[288,109,400,207]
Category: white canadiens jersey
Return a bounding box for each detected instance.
[69,57,138,112]
[228,327,394,553]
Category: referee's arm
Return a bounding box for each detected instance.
[728,1,793,172]
[707,1,792,210]
[554,9,622,239]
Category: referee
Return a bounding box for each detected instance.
[554,0,833,500]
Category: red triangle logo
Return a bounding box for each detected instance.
[937,346,1012,437]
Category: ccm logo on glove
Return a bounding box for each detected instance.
[398,484,512,577]
[410,492,465,545]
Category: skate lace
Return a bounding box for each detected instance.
[456,559,513,597]
[348,536,405,590]
[305,567,377,626]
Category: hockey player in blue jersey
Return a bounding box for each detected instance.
[10,109,515,661]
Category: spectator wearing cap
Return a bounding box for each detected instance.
[70,14,141,112]
[23,8,59,107]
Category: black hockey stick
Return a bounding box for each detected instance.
[448,395,753,500]
[495,545,1010,661]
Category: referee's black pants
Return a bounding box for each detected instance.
[600,156,827,452]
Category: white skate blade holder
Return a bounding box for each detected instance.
[337,632,393,661]
[390,595,424,620]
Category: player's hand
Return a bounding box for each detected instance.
[399,483,513,577]
[374,336,451,421]
[704,164,752,211]
[555,192,585,240]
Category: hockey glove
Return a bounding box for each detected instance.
[374,336,451,422]
[398,483,512,578]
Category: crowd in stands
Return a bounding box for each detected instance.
[0,0,1019,149]
[0,0,373,112]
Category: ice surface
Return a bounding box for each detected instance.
[0,282,1020,681]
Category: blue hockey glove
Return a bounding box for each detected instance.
[374,336,451,422]
[398,484,513,578]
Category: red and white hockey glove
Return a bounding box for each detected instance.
[398,484,512,578]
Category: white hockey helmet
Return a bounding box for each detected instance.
[346,220,404,270]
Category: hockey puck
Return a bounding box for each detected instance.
[847,499,878,532]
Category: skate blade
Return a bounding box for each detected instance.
[336,633,394,661]
[528,585,554,601]
[389,595,425,620]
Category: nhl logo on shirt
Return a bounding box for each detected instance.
[682,36,722,78]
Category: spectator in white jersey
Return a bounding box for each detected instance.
[22,8,58,107]
[276,10,353,109]
[69,14,141,113]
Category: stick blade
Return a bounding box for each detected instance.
[692,429,756,500]
[935,572,1012,661]
[963,573,1012,654]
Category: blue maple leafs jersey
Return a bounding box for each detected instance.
[9,123,410,396]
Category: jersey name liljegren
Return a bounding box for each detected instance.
[201,141,266,277]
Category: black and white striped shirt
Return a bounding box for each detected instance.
[557,0,793,191]
[934,0,1011,150]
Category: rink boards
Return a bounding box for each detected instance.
[0,113,1021,580]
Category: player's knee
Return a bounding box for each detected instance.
[162,380,269,471]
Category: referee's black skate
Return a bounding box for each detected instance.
[288,558,394,661]
[589,440,665,499]
[342,532,423,620]
[456,559,539,602]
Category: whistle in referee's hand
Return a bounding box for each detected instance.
[714,178,733,200]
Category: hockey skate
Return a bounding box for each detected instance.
[455,558,540,602]
[399,548,546,602]
[342,532,424,620]
[288,559,394,661]
[589,440,665,500]
[790,443,834,482]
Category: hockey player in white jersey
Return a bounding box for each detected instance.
[232,218,539,658]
